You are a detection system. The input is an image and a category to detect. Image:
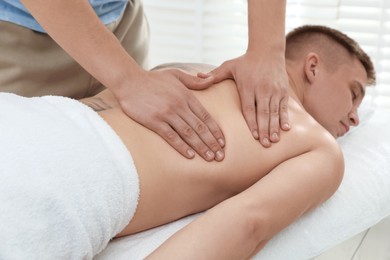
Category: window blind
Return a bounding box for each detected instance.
[143,0,248,66]
[143,0,390,107]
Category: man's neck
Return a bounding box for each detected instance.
[286,61,305,106]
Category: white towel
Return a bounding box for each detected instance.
[0,93,139,259]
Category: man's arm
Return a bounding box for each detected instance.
[147,139,344,259]
[20,0,225,162]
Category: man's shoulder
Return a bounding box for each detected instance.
[287,98,341,154]
[283,101,344,182]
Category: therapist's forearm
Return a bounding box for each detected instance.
[20,0,144,94]
[247,0,286,54]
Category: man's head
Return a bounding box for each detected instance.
[285,25,376,138]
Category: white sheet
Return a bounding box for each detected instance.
[96,105,390,260]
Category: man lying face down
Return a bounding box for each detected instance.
[0,25,375,259]
[81,24,374,258]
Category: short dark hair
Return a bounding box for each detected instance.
[286,25,376,85]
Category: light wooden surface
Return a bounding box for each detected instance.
[311,216,390,260]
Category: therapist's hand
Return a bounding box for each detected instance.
[19,0,224,161]
[117,68,225,162]
[200,52,290,148]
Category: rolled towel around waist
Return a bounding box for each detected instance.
[0,93,139,259]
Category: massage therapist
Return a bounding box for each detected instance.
[0,0,290,161]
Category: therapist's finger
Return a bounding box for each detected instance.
[173,69,214,90]
[187,97,225,161]
[256,96,271,148]
[268,96,280,143]
[204,61,234,84]
[175,70,226,149]
[155,121,196,159]
[168,113,218,162]
[240,89,259,141]
[279,96,290,131]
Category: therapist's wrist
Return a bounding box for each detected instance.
[245,46,286,66]
[247,40,285,57]
[107,64,147,100]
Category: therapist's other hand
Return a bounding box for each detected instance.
[117,69,225,162]
[201,52,290,148]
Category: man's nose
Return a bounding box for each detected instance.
[348,109,360,126]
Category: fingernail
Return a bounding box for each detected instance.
[283,123,290,130]
[206,150,214,160]
[272,133,278,141]
[187,149,195,158]
[218,138,225,147]
[262,137,270,146]
[216,150,224,161]
[252,131,259,139]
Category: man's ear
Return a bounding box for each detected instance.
[304,52,320,84]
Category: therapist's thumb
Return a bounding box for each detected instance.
[204,61,233,84]
[175,70,215,90]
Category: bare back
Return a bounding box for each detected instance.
[81,64,338,236]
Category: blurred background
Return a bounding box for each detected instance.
[143,0,390,108]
